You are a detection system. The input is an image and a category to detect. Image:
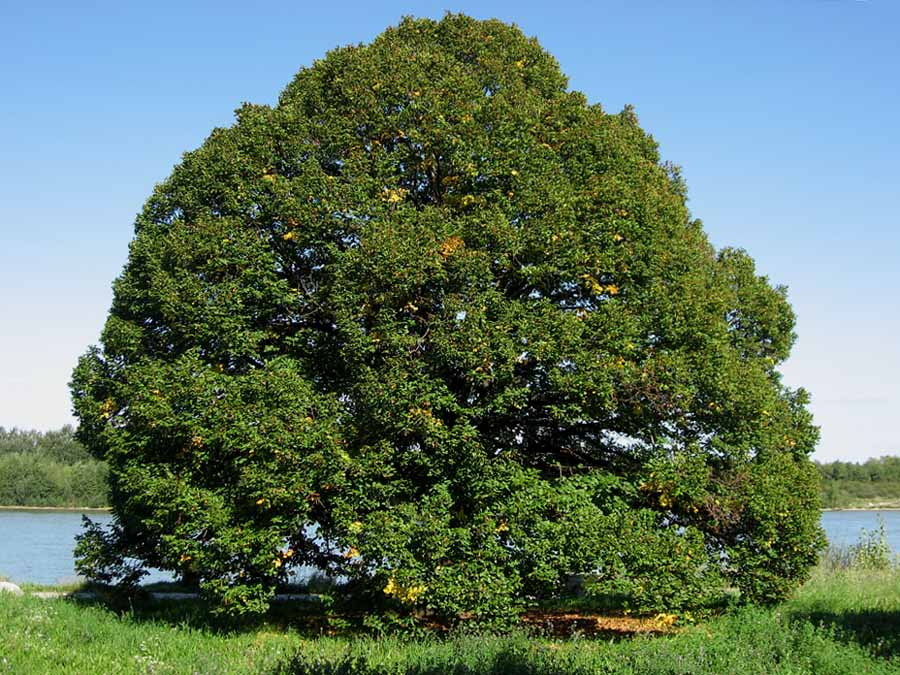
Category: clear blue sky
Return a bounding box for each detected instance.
[1,1,897,462]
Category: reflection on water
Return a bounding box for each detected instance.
[1,508,898,585]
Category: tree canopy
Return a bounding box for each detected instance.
[72,14,822,622]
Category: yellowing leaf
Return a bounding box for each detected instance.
[382,188,407,203]
[581,274,604,295]
[99,398,116,419]
[383,576,426,603]
[440,236,464,257]
[654,613,678,628]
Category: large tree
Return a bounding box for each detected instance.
[72,14,822,621]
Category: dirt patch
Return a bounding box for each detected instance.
[522,609,676,638]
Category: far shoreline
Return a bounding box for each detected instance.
[821,507,900,512]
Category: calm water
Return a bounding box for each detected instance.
[820,510,900,550]
[0,510,176,585]
[1,509,899,585]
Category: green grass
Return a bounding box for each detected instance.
[1,564,899,674]
[276,613,897,674]
[276,571,900,675]
[0,594,303,674]
[17,579,88,594]
[785,565,900,661]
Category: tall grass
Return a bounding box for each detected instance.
[1,526,899,674]
[276,606,898,675]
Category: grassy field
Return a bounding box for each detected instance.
[0,594,302,674]
[1,561,899,675]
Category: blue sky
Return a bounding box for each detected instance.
[1,1,896,462]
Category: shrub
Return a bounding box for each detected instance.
[849,517,895,571]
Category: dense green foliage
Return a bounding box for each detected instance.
[71,14,822,621]
[817,457,900,508]
[0,427,93,464]
[0,427,107,507]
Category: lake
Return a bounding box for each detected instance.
[1,508,899,585]
[0,510,148,586]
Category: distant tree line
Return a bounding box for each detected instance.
[816,456,900,482]
[816,456,900,508]
[0,426,107,507]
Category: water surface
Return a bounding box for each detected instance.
[1,508,898,585]
[820,509,900,551]
[0,509,168,585]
